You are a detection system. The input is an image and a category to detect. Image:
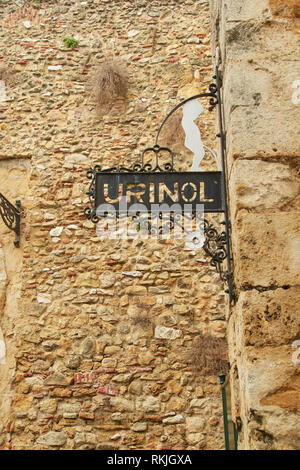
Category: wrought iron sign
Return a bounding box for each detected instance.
[0,193,21,247]
[84,67,233,301]
[93,171,223,213]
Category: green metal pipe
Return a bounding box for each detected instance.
[219,373,230,450]
[233,422,238,450]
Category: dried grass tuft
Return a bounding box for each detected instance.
[92,61,128,112]
[187,334,228,376]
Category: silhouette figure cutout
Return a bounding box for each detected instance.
[182,100,205,171]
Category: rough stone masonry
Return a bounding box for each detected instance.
[0,0,228,450]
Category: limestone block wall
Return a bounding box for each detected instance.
[210,0,300,450]
[0,0,228,450]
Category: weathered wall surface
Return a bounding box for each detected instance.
[0,0,228,450]
[210,0,300,450]
[0,159,30,445]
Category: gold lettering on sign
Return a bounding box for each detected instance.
[126,183,146,203]
[149,182,155,203]
[103,183,123,203]
[159,182,178,202]
[181,182,197,202]
[199,182,214,202]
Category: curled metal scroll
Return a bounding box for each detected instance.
[141,144,174,172]
[0,193,21,247]
[155,83,218,145]
[202,219,228,282]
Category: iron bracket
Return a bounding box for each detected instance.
[0,193,21,247]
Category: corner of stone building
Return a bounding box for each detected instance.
[210,0,300,450]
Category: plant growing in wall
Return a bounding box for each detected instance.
[62,37,79,49]
[92,61,128,113]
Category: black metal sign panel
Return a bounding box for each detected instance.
[95,171,224,213]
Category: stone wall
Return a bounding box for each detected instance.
[210,0,300,450]
[0,0,228,450]
[0,158,30,443]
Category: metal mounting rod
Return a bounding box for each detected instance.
[220,373,230,450]
[214,67,234,302]
[0,193,21,247]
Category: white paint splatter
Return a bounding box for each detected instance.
[185,230,205,250]
[0,340,6,365]
[291,339,300,365]
[291,80,300,105]
[0,80,6,104]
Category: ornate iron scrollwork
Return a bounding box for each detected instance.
[141,144,174,172]
[84,165,101,224]
[84,146,175,224]
[202,219,232,286]
[0,193,21,247]
[155,81,219,145]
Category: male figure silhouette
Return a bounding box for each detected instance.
[182,99,205,171]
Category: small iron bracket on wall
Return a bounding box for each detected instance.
[0,193,21,247]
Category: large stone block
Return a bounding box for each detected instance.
[229,160,299,217]
[232,287,300,348]
[224,0,271,22]
[223,49,300,131]
[235,345,300,449]
[227,104,299,161]
[223,61,271,121]
[137,396,160,413]
[232,212,300,287]
[240,345,298,408]
[186,416,205,433]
